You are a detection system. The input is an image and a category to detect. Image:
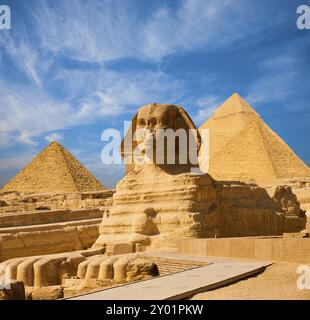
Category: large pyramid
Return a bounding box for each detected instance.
[200,93,260,158]
[200,93,310,183]
[1,141,104,193]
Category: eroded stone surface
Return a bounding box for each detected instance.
[31,285,63,300]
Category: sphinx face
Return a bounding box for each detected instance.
[134,104,183,163]
[136,104,172,132]
[121,103,200,172]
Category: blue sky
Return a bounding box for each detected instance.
[0,0,309,188]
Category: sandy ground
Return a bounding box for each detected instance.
[190,262,310,300]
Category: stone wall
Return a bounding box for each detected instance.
[178,236,310,263]
[0,208,103,228]
[0,190,114,214]
[0,224,100,262]
[0,208,110,262]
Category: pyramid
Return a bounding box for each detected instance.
[200,93,260,158]
[1,141,105,193]
[200,93,310,183]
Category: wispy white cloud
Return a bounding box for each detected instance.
[30,0,141,62]
[0,81,72,145]
[140,0,265,60]
[0,0,299,149]
[44,132,64,143]
[26,0,276,62]
[0,32,42,85]
[0,69,183,146]
[245,52,299,106]
[191,95,223,126]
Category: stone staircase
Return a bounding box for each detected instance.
[138,256,207,275]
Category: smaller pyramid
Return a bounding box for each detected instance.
[200,93,260,158]
[208,119,310,182]
[1,141,104,193]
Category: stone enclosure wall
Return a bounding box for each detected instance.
[0,190,114,214]
[178,236,310,263]
[0,208,108,262]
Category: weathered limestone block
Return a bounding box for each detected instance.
[62,278,119,298]
[106,242,135,255]
[31,285,63,300]
[126,259,159,281]
[271,185,304,216]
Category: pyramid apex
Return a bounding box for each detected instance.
[46,141,66,151]
[210,93,259,119]
[232,92,241,97]
[48,140,62,146]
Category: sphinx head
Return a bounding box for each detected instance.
[121,103,200,173]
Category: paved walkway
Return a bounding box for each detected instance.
[67,253,272,300]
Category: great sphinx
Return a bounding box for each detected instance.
[94,103,305,252]
[93,103,218,250]
[0,103,305,296]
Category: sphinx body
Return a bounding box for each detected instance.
[94,165,219,250]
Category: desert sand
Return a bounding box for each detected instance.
[191,262,310,300]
